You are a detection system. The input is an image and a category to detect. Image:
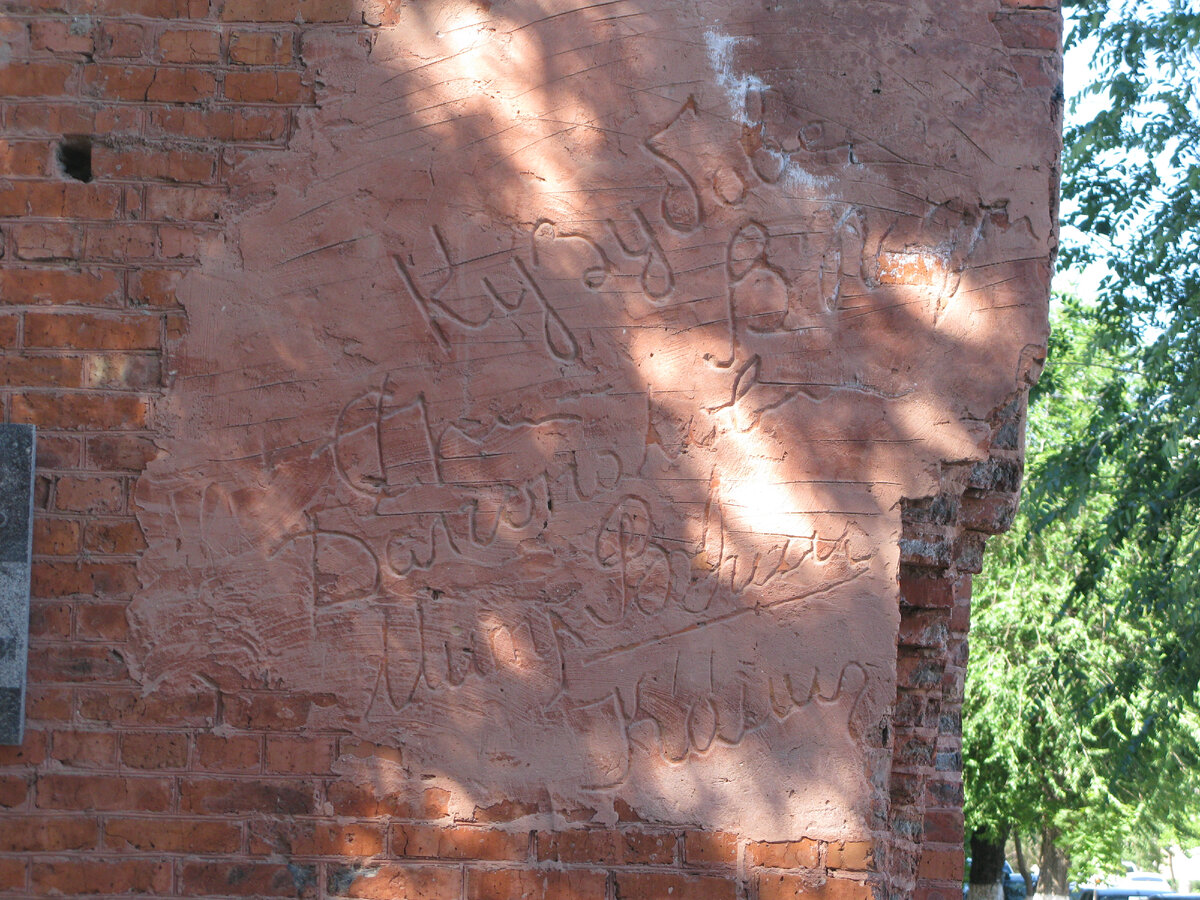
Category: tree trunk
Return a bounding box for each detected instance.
[1038,829,1069,895]
[1015,831,1036,896]
[970,828,1010,899]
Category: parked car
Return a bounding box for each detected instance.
[964,860,1038,900]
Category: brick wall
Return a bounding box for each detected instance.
[0,0,1058,896]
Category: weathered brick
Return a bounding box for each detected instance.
[76,601,132,640]
[105,816,241,853]
[0,62,75,97]
[468,869,608,900]
[36,774,172,812]
[757,875,874,900]
[32,859,172,896]
[84,521,148,554]
[79,687,215,726]
[0,816,98,852]
[54,475,126,514]
[50,729,120,768]
[122,732,189,769]
[158,28,222,63]
[29,644,130,683]
[180,776,316,815]
[747,838,820,868]
[0,268,123,306]
[0,355,86,389]
[392,824,528,861]
[826,841,874,870]
[224,69,313,103]
[537,829,675,865]
[31,560,140,596]
[229,30,293,64]
[612,872,737,900]
[249,819,386,856]
[179,861,318,897]
[265,734,335,774]
[327,864,460,899]
[194,733,261,772]
[30,19,96,55]
[326,780,449,819]
[683,830,739,867]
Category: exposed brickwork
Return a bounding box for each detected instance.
[0,0,1057,895]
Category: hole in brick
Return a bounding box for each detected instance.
[57,136,93,183]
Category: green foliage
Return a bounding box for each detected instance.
[965,303,1200,879]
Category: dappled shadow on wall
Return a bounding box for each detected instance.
[128,0,1051,842]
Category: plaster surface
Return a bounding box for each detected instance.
[129,0,1054,841]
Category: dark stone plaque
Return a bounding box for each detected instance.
[0,424,35,745]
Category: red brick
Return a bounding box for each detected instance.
[35,434,83,469]
[221,0,299,21]
[33,518,80,554]
[748,838,820,868]
[32,859,171,896]
[7,102,142,136]
[326,780,449,819]
[25,312,159,350]
[0,182,122,219]
[78,687,215,726]
[84,352,161,391]
[229,30,293,65]
[0,268,123,306]
[160,224,202,259]
[0,729,47,767]
[36,774,171,812]
[392,824,528,861]
[757,875,874,900]
[249,819,385,856]
[145,185,226,221]
[224,691,318,730]
[0,774,29,808]
[991,10,1060,51]
[84,521,148,554]
[537,829,675,865]
[29,644,130,682]
[122,732,188,768]
[0,139,54,176]
[613,872,736,900]
[0,356,85,389]
[26,686,74,722]
[0,815,98,851]
[51,729,120,768]
[300,0,356,21]
[923,809,965,845]
[900,571,954,608]
[55,475,126,514]
[94,145,217,183]
[147,106,289,142]
[338,737,404,766]
[684,830,739,867]
[30,600,72,638]
[265,735,335,774]
[224,69,313,104]
[468,869,608,900]
[105,816,241,853]
[158,28,221,63]
[194,733,261,772]
[0,62,74,97]
[82,64,215,103]
[76,601,131,640]
[917,849,964,882]
[179,861,317,897]
[0,859,25,892]
[86,434,159,470]
[14,393,149,430]
[180,777,316,815]
[31,560,140,597]
[328,864,461,900]
[13,223,81,261]
[97,22,146,59]
[826,841,874,870]
[85,223,158,261]
[0,315,16,349]
[31,20,96,55]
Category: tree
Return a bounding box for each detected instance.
[965,0,1200,885]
